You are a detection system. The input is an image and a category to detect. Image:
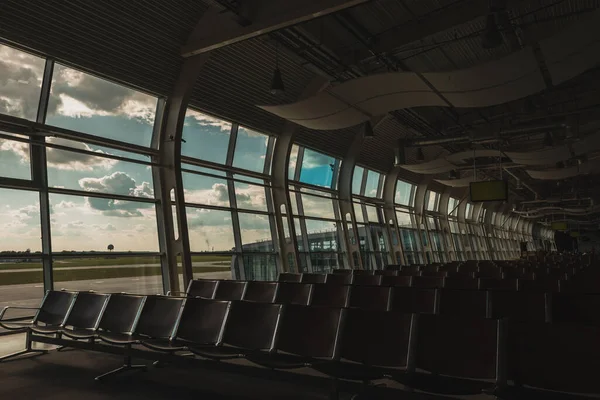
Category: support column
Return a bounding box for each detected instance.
[338,131,365,269]
[382,166,405,265]
[413,178,431,263]
[152,54,210,293]
[271,78,328,273]
[34,59,54,292]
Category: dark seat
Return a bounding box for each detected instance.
[325,273,352,285]
[420,270,448,278]
[411,276,444,289]
[438,289,488,318]
[310,284,350,308]
[390,287,436,314]
[333,268,353,274]
[274,283,312,305]
[374,270,398,276]
[479,278,518,291]
[519,279,560,292]
[490,291,547,322]
[351,274,382,286]
[249,305,344,370]
[214,280,247,300]
[352,269,374,275]
[420,265,439,274]
[443,277,478,290]
[501,267,524,280]
[381,275,412,287]
[95,294,148,343]
[243,281,278,303]
[300,273,326,284]
[186,279,219,298]
[49,292,110,339]
[192,301,282,360]
[401,265,420,274]
[1,290,77,362]
[348,285,391,311]
[551,293,600,326]
[278,273,302,283]
[412,314,501,394]
[142,298,230,353]
[508,322,600,395]
[314,309,413,386]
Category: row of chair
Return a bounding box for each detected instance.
[175,278,600,325]
[279,272,565,292]
[2,290,598,397]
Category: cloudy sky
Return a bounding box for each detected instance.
[0,43,343,254]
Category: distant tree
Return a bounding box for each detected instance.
[107,244,114,252]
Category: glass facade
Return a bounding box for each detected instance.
[0,42,557,310]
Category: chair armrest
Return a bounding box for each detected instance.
[166,291,187,296]
[0,306,39,321]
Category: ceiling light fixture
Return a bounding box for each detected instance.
[481,13,504,49]
[270,42,285,95]
[416,147,425,162]
[363,121,375,139]
[544,132,554,147]
[449,169,460,179]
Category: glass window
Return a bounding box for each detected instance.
[0,188,41,252]
[187,207,235,252]
[238,213,274,252]
[0,134,31,180]
[365,204,380,223]
[182,109,232,164]
[305,219,340,251]
[396,210,412,228]
[288,144,300,180]
[364,169,381,198]
[301,192,336,219]
[299,148,337,188]
[352,166,364,195]
[48,150,153,197]
[466,203,474,220]
[50,193,158,252]
[232,126,268,173]
[0,44,45,121]
[183,172,230,207]
[234,182,268,212]
[395,180,414,206]
[353,202,364,223]
[426,191,439,211]
[47,64,157,147]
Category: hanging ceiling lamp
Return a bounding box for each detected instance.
[544,132,554,147]
[481,13,503,49]
[416,147,425,161]
[270,42,285,95]
[363,120,375,139]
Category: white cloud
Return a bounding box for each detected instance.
[186,109,231,132]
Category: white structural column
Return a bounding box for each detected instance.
[271,79,328,273]
[437,188,454,261]
[413,179,431,262]
[382,166,405,265]
[152,54,211,293]
[338,132,365,269]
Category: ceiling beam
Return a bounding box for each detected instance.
[182,0,369,57]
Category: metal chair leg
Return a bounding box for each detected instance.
[95,355,147,381]
[0,348,47,362]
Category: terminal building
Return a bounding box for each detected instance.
[0,1,598,399]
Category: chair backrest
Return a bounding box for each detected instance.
[243,282,278,303]
[214,281,247,301]
[519,279,560,293]
[274,283,312,306]
[420,265,439,274]
[390,287,436,314]
[351,274,382,286]
[501,267,524,279]
[420,270,447,278]
[276,305,344,359]
[175,298,230,345]
[490,291,547,322]
[458,264,478,274]
[278,273,302,283]
[64,292,110,329]
[300,273,326,284]
[479,278,518,291]
[401,265,420,274]
[340,309,412,367]
[348,286,391,311]
[381,275,412,287]
[98,294,145,334]
[36,290,77,326]
[332,268,353,274]
[443,276,478,290]
[475,269,502,279]
[325,273,353,285]
[134,295,184,339]
[374,270,398,276]
[551,293,600,326]
[411,276,444,289]
[310,284,350,308]
[186,279,219,298]
[438,289,488,318]
[352,269,374,275]
[222,301,282,351]
[508,321,600,394]
[416,314,499,380]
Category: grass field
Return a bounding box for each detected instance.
[0,255,232,270]
[0,255,232,286]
